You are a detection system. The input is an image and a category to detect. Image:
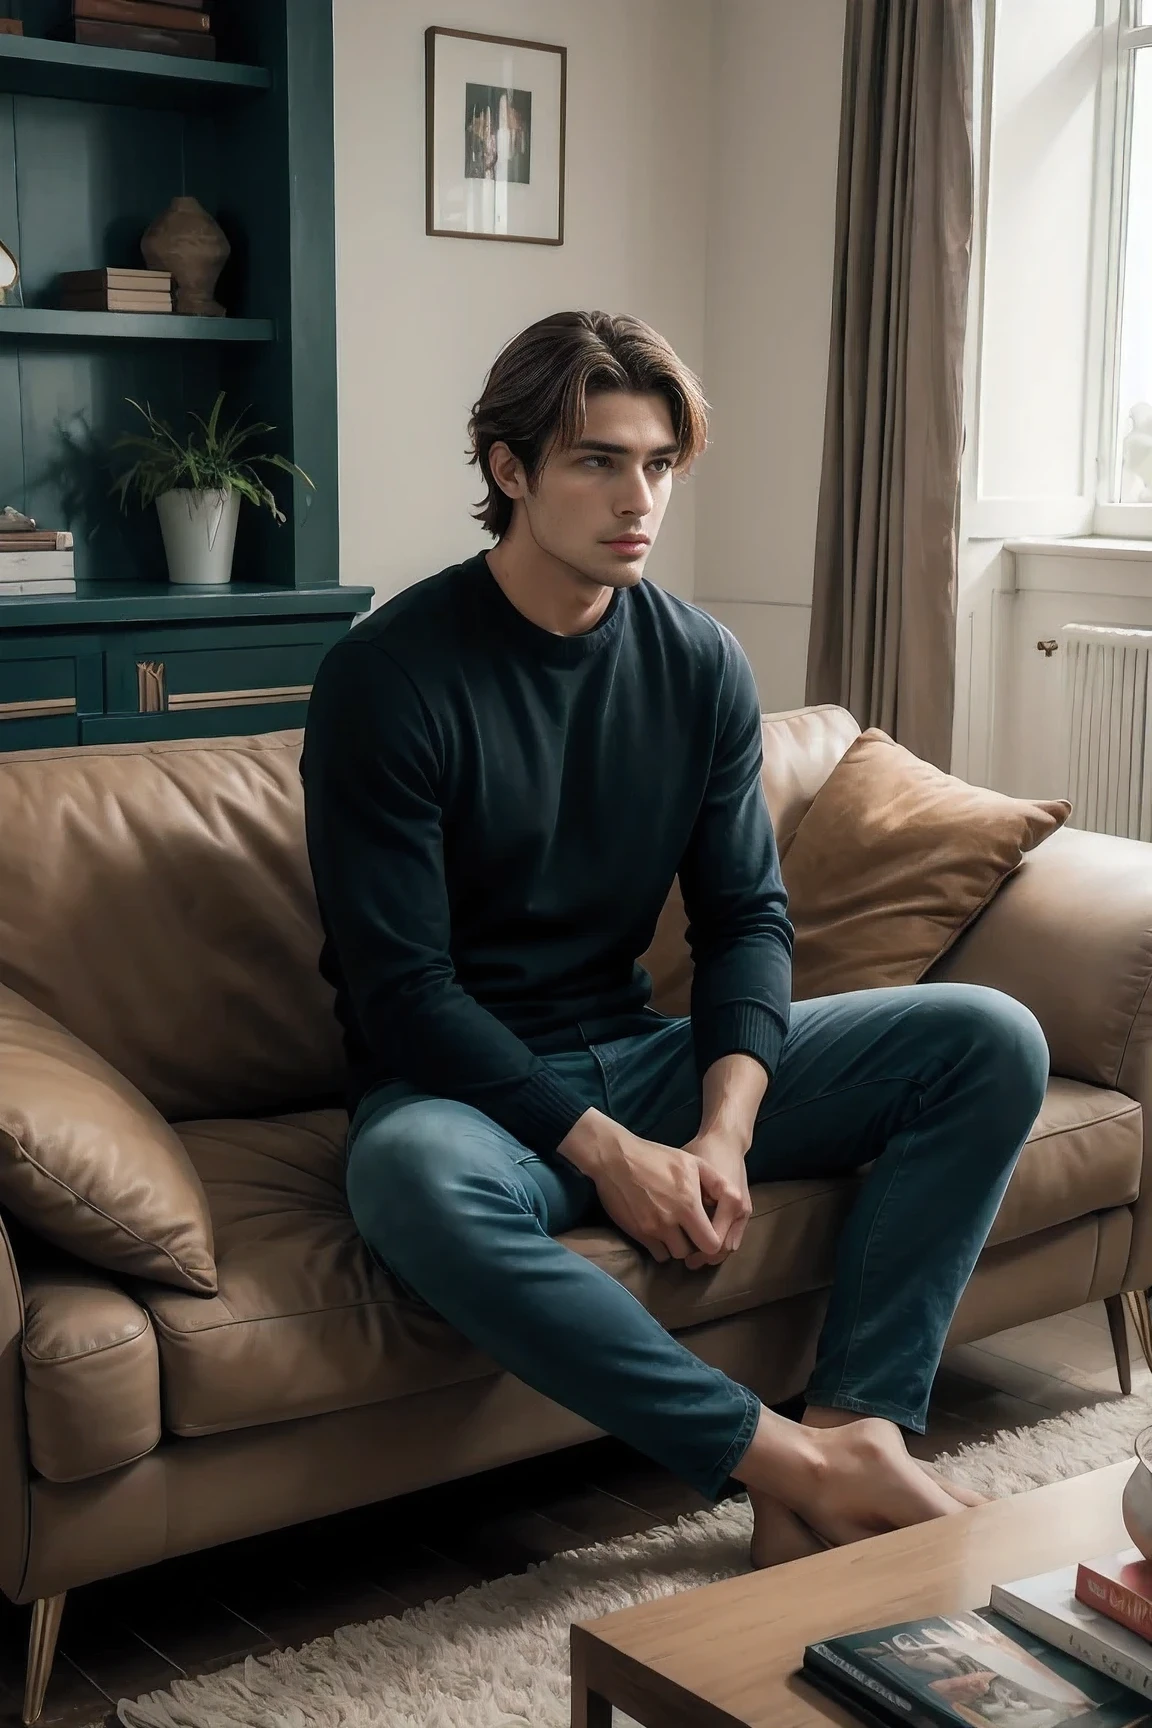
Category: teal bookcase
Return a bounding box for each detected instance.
[0,0,372,750]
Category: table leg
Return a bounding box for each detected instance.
[571,1683,613,1727]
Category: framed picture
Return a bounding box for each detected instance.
[425,26,566,246]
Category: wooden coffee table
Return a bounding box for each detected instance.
[570,1461,1133,1728]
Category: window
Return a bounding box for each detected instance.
[1100,2,1152,528]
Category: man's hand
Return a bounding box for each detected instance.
[557,1111,745,1265]
[682,1128,752,1269]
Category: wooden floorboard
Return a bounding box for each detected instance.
[0,1300,1140,1728]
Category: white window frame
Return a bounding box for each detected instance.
[1095,0,1152,535]
[963,0,1118,543]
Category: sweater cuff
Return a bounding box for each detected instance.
[693,1000,785,1086]
[505,1064,593,1158]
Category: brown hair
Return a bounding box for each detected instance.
[466,310,709,540]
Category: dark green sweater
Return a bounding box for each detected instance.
[300,551,793,1156]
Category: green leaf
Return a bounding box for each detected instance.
[109,390,316,523]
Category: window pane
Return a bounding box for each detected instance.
[1117,48,1152,499]
[1136,1,1150,26]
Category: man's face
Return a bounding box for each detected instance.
[498,390,680,588]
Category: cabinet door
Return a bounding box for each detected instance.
[0,649,82,751]
[103,619,347,732]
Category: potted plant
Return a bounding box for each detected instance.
[111,392,313,586]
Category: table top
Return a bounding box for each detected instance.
[571,1462,1135,1728]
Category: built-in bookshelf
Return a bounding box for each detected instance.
[0,0,371,750]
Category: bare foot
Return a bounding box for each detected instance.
[747,1488,829,1569]
[916,1459,988,1508]
[733,1408,964,1550]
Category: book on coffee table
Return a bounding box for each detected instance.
[1079,1550,1152,1642]
[991,1561,1152,1696]
[802,1606,1152,1726]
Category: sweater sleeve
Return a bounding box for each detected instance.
[677,628,794,1083]
[301,639,591,1157]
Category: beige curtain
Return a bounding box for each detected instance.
[806,0,974,770]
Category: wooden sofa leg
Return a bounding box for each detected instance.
[1125,1290,1152,1375]
[23,1593,65,1726]
[1107,1295,1133,1394]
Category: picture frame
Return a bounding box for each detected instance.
[425,26,566,246]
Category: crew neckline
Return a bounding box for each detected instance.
[467,552,625,667]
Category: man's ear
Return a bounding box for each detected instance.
[488,440,526,500]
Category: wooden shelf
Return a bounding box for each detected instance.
[0,34,270,107]
[0,309,275,342]
[0,582,374,628]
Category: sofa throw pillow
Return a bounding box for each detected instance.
[782,729,1071,1002]
[0,983,216,1293]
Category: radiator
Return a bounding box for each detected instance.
[1062,623,1152,838]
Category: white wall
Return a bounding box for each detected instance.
[694,0,846,712]
[332,0,711,605]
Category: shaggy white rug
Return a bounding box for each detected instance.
[115,1392,1152,1728]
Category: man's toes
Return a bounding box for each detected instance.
[917,1459,988,1508]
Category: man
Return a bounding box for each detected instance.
[301,310,1049,1564]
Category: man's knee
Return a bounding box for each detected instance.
[346,1096,524,1250]
[925,982,1049,1113]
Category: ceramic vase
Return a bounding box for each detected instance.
[1122,1425,1152,1559]
[141,196,230,317]
[156,488,240,585]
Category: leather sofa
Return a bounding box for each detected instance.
[1,703,1150,1725]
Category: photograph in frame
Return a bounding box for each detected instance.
[425,27,566,245]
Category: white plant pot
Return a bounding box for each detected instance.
[155,487,241,586]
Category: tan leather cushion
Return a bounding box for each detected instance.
[21,1261,161,1484]
[641,705,861,1015]
[783,730,1071,1001]
[0,730,343,1121]
[139,1077,1136,1438]
[0,983,216,1293]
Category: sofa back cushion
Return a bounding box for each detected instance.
[0,731,343,1122]
[641,705,860,1014]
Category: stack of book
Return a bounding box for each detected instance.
[71,0,215,62]
[57,268,173,314]
[0,529,75,598]
[799,1548,1152,1726]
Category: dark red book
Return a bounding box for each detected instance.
[74,0,211,32]
[71,18,216,57]
[1077,1551,1152,1644]
[0,19,23,34]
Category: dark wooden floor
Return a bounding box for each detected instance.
[0,1302,1141,1728]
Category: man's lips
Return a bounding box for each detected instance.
[604,536,649,547]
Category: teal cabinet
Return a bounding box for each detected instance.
[0,584,371,754]
[0,3,357,748]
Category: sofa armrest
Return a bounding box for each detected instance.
[930,824,1152,1291]
[928,825,1152,1090]
[0,1209,29,1603]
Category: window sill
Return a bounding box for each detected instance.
[1003,537,1152,598]
[1003,536,1152,562]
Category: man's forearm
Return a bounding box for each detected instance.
[698,1052,769,1152]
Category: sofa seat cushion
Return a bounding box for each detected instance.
[21,1262,161,1484]
[987,1077,1141,1248]
[138,1077,1140,1440]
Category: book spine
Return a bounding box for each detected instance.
[59,294,173,312]
[991,1589,1152,1697]
[58,271,172,292]
[73,0,211,33]
[1077,1565,1152,1644]
[0,551,76,578]
[0,581,76,596]
[804,1646,944,1728]
[72,19,217,58]
[0,533,73,551]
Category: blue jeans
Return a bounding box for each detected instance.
[345,984,1048,1502]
